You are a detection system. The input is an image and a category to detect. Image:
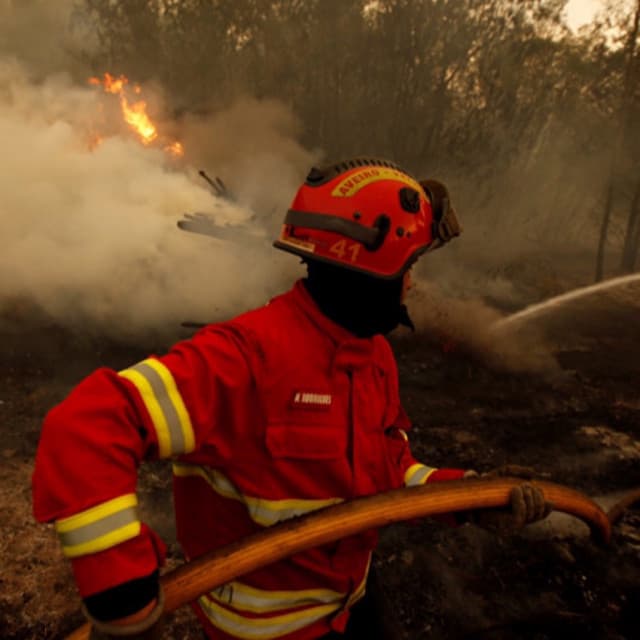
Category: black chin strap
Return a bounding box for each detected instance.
[397,304,415,332]
[304,262,414,338]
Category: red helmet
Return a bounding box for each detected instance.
[274,158,461,279]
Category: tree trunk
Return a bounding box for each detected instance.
[629,190,640,270]
[596,182,615,281]
[595,0,640,281]
[621,175,640,271]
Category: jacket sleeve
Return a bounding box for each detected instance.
[32,323,255,600]
[381,339,466,489]
[384,407,466,487]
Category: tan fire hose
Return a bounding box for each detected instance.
[66,477,637,640]
[606,487,640,527]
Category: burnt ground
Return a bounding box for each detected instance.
[1,287,639,640]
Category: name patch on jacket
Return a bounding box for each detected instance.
[290,390,333,411]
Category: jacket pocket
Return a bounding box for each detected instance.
[265,422,346,460]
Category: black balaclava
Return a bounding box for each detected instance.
[303,260,415,338]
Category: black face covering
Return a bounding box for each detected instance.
[304,261,414,338]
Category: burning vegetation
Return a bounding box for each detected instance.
[88,72,184,157]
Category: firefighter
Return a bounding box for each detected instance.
[32,158,548,640]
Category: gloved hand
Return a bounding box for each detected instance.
[463,468,553,533]
[87,590,165,639]
[473,483,552,533]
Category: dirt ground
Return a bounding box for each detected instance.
[1,279,639,640]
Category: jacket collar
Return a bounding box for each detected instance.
[288,279,375,370]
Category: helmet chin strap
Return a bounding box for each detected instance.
[304,261,414,338]
[397,304,415,332]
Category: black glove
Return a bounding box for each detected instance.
[87,588,165,639]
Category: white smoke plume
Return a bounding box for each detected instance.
[402,281,561,375]
[0,58,555,376]
[0,0,81,76]
[0,17,315,340]
[0,2,565,378]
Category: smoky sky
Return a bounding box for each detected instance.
[0,3,316,339]
[0,1,568,374]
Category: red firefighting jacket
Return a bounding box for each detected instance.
[32,280,465,640]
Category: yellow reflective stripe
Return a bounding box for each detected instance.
[356,554,371,595]
[173,463,239,500]
[404,463,437,487]
[55,495,137,532]
[338,552,370,615]
[55,494,141,558]
[347,572,367,607]
[198,595,339,640]
[60,522,141,558]
[119,367,171,456]
[210,580,344,614]
[119,358,195,457]
[173,463,343,527]
[143,358,195,453]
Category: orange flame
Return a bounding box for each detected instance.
[89,72,127,95]
[87,132,104,151]
[88,73,183,155]
[164,141,185,157]
[120,97,158,145]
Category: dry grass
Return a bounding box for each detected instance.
[0,457,81,639]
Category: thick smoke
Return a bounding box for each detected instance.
[0,0,84,76]
[403,282,560,375]
[0,5,315,341]
[0,69,552,372]
[0,1,561,375]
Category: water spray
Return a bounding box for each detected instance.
[493,273,640,331]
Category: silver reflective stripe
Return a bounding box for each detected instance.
[405,463,436,487]
[408,466,431,485]
[246,500,334,527]
[55,494,141,558]
[210,580,343,614]
[58,506,138,548]
[129,361,186,455]
[173,463,343,527]
[197,595,339,640]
